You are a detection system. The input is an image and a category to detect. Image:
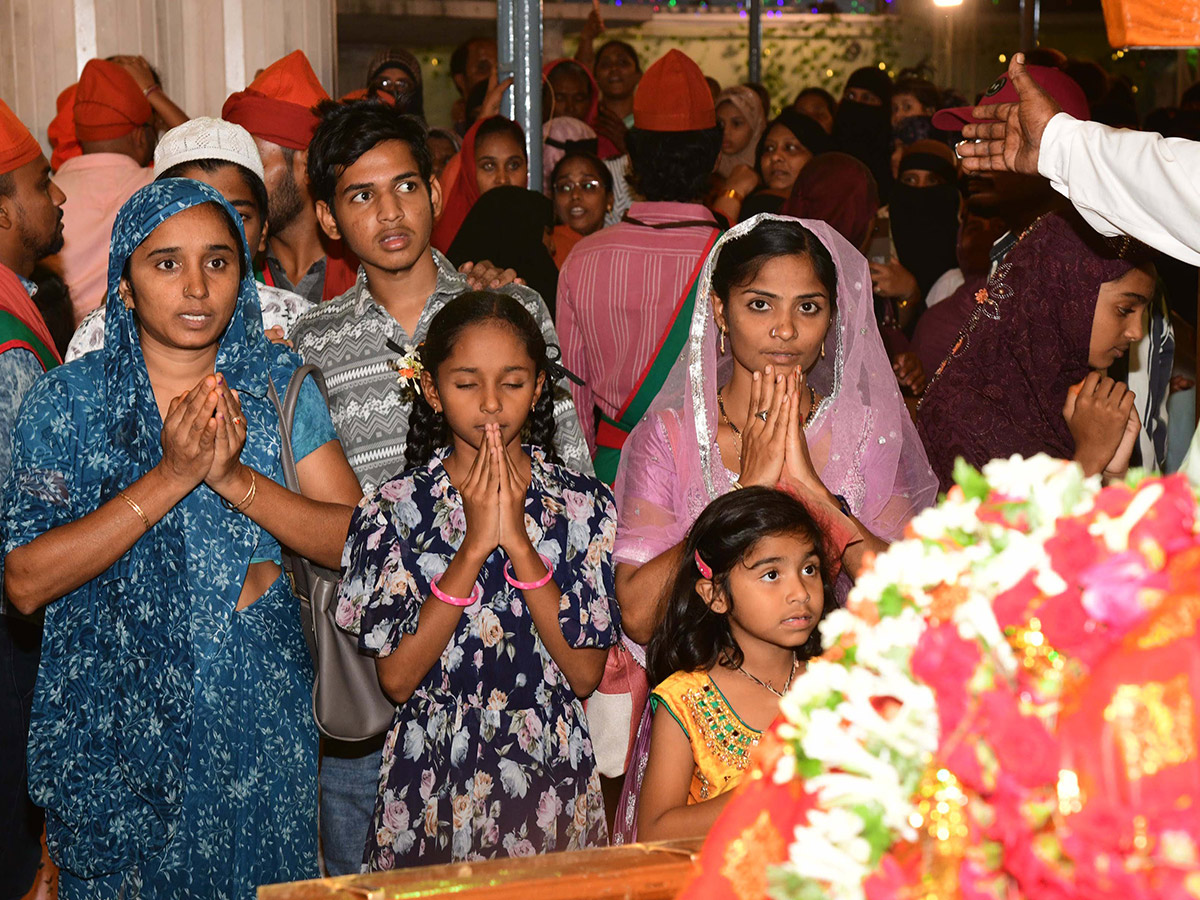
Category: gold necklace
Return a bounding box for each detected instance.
[736,658,802,698]
[717,384,821,452]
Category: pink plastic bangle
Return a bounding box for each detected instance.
[430,573,482,607]
[504,553,554,591]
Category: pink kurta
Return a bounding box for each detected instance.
[44,153,154,325]
[555,201,719,455]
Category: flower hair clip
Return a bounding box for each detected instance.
[385,338,424,396]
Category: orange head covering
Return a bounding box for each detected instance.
[0,99,43,175]
[48,83,82,171]
[222,50,330,151]
[430,115,493,254]
[73,59,153,142]
[633,49,716,132]
[0,101,62,366]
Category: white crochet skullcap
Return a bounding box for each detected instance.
[154,116,265,183]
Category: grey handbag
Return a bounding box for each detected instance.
[268,365,395,741]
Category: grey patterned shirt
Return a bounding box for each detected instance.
[289,250,593,494]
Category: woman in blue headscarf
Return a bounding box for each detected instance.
[2,180,363,898]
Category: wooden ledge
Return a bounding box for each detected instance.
[259,839,703,900]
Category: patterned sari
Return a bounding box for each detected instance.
[3,180,333,898]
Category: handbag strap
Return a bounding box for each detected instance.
[267,364,330,493]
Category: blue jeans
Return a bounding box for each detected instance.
[320,742,384,875]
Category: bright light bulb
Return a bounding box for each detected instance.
[932,0,964,6]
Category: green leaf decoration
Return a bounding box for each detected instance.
[953,457,990,502]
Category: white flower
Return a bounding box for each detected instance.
[785,810,872,899]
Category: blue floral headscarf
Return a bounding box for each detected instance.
[31,179,303,875]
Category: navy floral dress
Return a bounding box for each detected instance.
[336,446,620,870]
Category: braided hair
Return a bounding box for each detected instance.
[405,291,560,470]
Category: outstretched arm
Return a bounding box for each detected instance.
[958,53,1200,265]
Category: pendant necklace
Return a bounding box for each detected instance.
[736,658,802,698]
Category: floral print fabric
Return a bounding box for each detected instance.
[2,180,323,897]
[336,446,620,869]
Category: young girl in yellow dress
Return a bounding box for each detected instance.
[636,486,836,840]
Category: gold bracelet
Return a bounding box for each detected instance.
[221,469,257,514]
[118,490,151,531]
[239,470,257,513]
[724,188,744,202]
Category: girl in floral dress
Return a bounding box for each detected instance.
[336,292,620,870]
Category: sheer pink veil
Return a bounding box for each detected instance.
[612,213,938,569]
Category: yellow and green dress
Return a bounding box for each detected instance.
[650,670,762,803]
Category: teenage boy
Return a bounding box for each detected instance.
[289,100,591,875]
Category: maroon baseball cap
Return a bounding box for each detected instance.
[932,64,1090,130]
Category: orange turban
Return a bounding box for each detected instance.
[0,99,42,175]
[633,50,716,132]
[49,83,82,171]
[73,59,153,142]
[222,50,330,151]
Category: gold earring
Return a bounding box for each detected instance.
[820,342,826,360]
[719,328,727,355]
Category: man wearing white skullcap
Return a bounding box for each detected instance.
[65,117,312,360]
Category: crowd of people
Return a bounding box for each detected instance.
[1,17,1198,900]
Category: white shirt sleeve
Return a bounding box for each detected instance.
[1038,112,1200,265]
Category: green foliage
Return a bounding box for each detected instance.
[953,457,990,502]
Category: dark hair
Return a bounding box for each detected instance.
[405,291,558,469]
[646,487,837,686]
[892,77,941,112]
[625,126,722,202]
[595,40,641,72]
[0,172,13,199]
[474,116,528,159]
[451,37,489,78]
[711,217,838,310]
[547,59,593,90]
[550,150,613,195]
[794,86,836,118]
[306,99,433,208]
[157,159,269,221]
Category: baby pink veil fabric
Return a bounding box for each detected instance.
[612,213,939,571]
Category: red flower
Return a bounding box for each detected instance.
[993,572,1042,630]
[913,623,981,737]
[1044,517,1100,585]
[978,692,1058,789]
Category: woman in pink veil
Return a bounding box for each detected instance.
[609,214,937,842]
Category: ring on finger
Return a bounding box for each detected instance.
[233,416,244,426]
[755,410,769,422]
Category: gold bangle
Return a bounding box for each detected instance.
[724,188,744,202]
[118,490,151,531]
[221,469,257,514]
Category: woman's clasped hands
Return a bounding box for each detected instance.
[459,424,532,561]
[157,372,248,495]
[738,365,820,491]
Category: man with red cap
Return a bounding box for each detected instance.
[0,98,66,900]
[557,49,724,483]
[44,56,186,325]
[223,50,358,305]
